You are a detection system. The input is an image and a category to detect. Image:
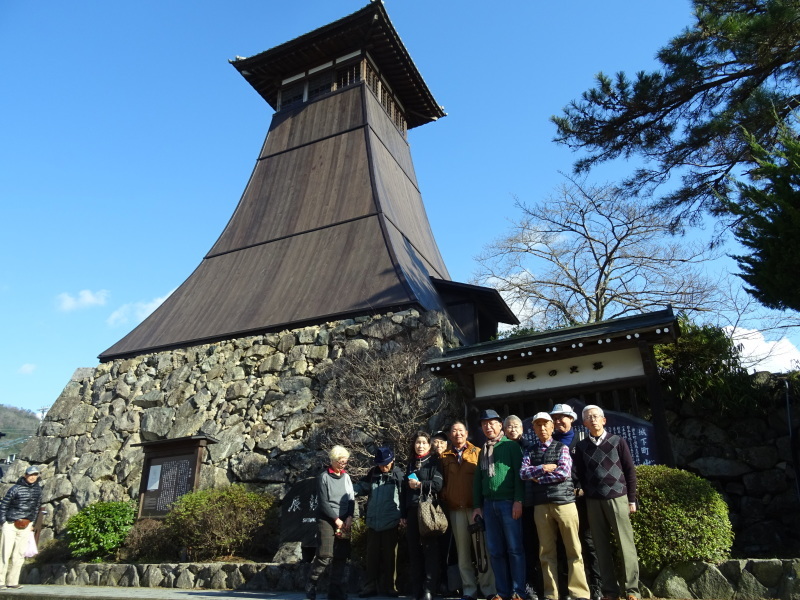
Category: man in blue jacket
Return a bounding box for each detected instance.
[355,447,404,598]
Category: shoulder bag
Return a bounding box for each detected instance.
[417,482,448,537]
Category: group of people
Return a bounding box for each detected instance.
[306,403,641,600]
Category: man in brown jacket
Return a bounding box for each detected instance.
[441,420,496,600]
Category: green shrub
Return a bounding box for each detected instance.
[632,464,733,571]
[121,518,179,563]
[164,484,278,561]
[65,500,137,561]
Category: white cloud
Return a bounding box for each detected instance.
[107,290,174,327]
[726,326,800,373]
[56,289,109,312]
[17,364,36,375]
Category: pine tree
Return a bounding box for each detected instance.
[727,120,800,311]
[552,0,800,227]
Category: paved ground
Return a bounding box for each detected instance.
[0,587,379,600]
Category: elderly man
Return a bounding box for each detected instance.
[441,421,496,600]
[550,403,601,600]
[473,409,525,600]
[355,446,404,598]
[520,413,590,600]
[573,406,640,600]
[0,465,42,589]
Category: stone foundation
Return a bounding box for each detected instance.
[667,400,800,556]
[20,559,800,599]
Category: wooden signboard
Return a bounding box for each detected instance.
[133,435,218,519]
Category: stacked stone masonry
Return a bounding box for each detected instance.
[665,400,800,556]
[19,558,800,599]
[8,309,457,546]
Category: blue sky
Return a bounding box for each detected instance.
[2,1,798,415]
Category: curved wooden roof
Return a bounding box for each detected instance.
[100,84,452,360]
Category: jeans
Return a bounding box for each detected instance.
[482,499,526,598]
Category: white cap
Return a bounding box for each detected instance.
[531,411,553,423]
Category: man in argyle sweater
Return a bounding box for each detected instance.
[573,405,639,600]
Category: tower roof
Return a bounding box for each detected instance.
[230,1,445,129]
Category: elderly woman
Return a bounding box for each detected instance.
[400,431,444,600]
[504,415,525,443]
[306,446,355,600]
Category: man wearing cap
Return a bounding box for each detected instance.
[574,406,640,600]
[0,465,42,589]
[473,409,525,600]
[355,447,404,597]
[441,420,496,600]
[520,413,590,600]
[551,403,601,600]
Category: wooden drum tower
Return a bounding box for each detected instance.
[101,2,516,361]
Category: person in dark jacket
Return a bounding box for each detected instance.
[306,446,356,600]
[355,447,404,598]
[520,413,589,600]
[400,431,444,600]
[0,465,42,589]
[574,406,640,600]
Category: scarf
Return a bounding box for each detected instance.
[481,433,505,477]
[414,452,430,471]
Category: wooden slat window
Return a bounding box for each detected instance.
[394,110,407,134]
[366,63,379,96]
[279,82,304,110]
[307,72,334,101]
[336,63,360,90]
[380,86,394,117]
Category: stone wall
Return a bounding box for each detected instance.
[7,308,458,545]
[20,558,800,599]
[667,398,800,556]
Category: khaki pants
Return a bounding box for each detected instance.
[450,508,496,598]
[0,521,32,586]
[534,502,590,600]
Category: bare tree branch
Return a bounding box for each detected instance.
[314,335,457,478]
[474,177,722,329]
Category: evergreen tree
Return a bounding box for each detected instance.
[727,120,800,311]
[552,0,800,226]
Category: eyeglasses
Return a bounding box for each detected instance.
[585,415,604,421]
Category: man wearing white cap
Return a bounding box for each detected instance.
[550,403,601,600]
[520,413,589,600]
